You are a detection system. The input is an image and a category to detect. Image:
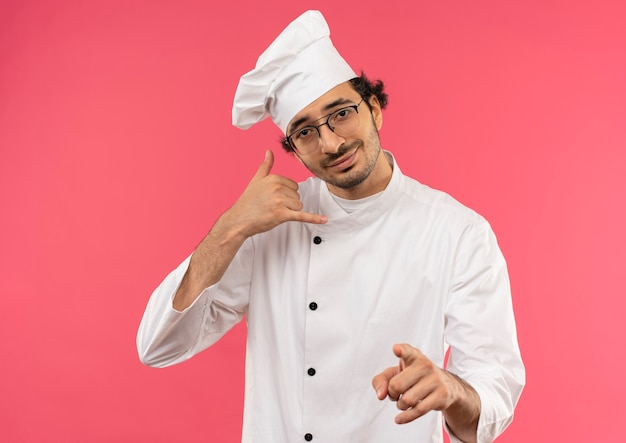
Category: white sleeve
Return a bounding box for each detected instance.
[136,238,254,368]
[444,220,525,443]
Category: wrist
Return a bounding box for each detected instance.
[216,207,257,241]
[443,372,480,443]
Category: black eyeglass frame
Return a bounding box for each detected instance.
[286,99,365,154]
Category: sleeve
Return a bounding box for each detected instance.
[444,219,525,443]
[136,238,255,368]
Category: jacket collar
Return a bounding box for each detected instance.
[314,151,403,233]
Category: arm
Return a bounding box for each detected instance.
[137,150,327,366]
[443,220,525,442]
[372,220,524,443]
[174,149,327,311]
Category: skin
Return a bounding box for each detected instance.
[171,148,326,311]
[372,344,481,443]
[286,82,391,200]
[172,81,481,442]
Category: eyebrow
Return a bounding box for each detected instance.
[288,97,356,135]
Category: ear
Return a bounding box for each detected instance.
[368,95,383,130]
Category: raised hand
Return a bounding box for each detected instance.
[224,150,327,237]
[173,150,326,311]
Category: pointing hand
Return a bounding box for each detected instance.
[372,344,463,424]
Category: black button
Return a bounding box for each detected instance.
[309,302,317,311]
[313,236,322,244]
[307,367,316,376]
[304,434,313,441]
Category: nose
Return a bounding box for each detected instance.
[318,123,345,154]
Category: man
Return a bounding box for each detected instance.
[137,10,524,443]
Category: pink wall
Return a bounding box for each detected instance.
[1,0,624,441]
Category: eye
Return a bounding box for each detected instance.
[332,107,353,122]
[295,127,315,140]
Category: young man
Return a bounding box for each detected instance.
[137,10,524,443]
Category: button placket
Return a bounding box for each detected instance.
[304,230,341,441]
[307,237,321,385]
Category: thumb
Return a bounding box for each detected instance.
[251,149,274,181]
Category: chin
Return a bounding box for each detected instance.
[329,169,370,189]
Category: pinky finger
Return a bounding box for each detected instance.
[290,211,328,225]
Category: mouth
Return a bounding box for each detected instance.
[325,145,359,171]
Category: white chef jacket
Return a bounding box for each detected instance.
[137,153,525,443]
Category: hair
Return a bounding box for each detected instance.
[349,71,388,111]
[280,72,388,153]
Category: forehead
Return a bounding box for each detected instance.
[287,81,359,132]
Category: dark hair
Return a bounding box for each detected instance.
[350,71,388,110]
[280,72,388,153]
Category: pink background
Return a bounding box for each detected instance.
[1,0,625,441]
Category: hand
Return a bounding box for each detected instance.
[225,150,327,237]
[372,344,474,425]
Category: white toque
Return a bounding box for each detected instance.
[232,10,357,134]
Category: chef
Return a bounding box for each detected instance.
[137,10,525,443]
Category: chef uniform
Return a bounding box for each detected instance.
[137,10,525,443]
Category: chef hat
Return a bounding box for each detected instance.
[232,10,357,134]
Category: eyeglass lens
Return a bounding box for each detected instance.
[290,103,361,154]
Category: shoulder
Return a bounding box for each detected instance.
[395,174,504,264]
[396,172,485,227]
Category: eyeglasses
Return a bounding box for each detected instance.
[286,100,364,155]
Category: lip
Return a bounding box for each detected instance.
[327,148,358,171]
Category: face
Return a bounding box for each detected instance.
[286,82,389,198]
